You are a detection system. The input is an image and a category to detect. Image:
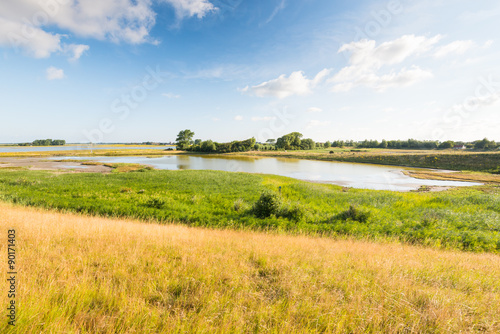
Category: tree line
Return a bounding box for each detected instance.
[19,139,66,146]
[175,129,499,152]
[176,130,257,153]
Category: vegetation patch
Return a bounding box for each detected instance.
[0,169,499,252]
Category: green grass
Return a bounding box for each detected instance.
[237,149,500,173]
[0,169,499,252]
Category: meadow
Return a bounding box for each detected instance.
[1,202,499,333]
[0,168,499,252]
[238,149,500,173]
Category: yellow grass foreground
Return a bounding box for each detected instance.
[1,202,499,333]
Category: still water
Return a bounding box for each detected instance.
[52,155,481,191]
[0,145,172,153]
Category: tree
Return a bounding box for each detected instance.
[301,138,315,150]
[266,139,276,144]
[324,141,331,148]
[474,138,498,150]
[194,139,202,145]
[175,129,195,150]
[276,132,303,150]
[438,140,454,149]
[201,140,216,152]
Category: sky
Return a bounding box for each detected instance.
[1,0,499,143]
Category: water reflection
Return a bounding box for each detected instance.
[50,155,481,191]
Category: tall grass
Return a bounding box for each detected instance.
[1,203,499,333]
[0,169,499,252]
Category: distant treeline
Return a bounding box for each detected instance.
[19,139,66,146]
[177,128,499,152]
[188,138,257,153]
[340,138,499,150]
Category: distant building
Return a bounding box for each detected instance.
[453,145,466,150]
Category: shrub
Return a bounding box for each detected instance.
[253,191,283,218]
[144,195,166,209]
[279,204,306,222]
[337,205,370,223]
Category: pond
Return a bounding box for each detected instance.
[51,155,482,191]
[0,145,173,153]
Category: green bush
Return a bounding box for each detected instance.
[144,195,166,209]
[253,191,283,218]
[337,205,370,223]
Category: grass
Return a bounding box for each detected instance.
[404,170,500,184]
[2,147,500,173]
[1,202,499,333]
[236,149,500,173]
[0,168,499,252]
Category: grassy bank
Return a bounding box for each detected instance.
[2,148,500,173]
[235,149,500,173]
[1,203,499,333]
[0,169,499,252]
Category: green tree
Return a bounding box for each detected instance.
[201,140,216,152]
[438,140,455,149]
[175,129,195,150]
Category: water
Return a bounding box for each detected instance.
[0,145,173,153]
[51,155,481,191]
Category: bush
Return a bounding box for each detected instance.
[279,204,306,222]
[253,191,283,218]
[337,205,370,223]
[144,195,166,209]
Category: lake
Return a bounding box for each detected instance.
[0,145,172,153]
[51,155,481,191]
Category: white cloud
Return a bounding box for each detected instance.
[162,92,181,98]
[434,40,475,58]
[0,17,62,58]
[251,116,276,121]
[162,0,217,19]
[242,69,331,99]
[263,0,286,25]
[234,115,243,121]
[65,44,90,61]
[306,107,323,113]
[0,0,216,58]
[331,35,441,92]
[46,66,64,80]
[484,40,494,48]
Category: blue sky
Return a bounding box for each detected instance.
[1,0,499,143]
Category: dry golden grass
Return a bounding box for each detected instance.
[403,170,500,184]
[1,202,500,333]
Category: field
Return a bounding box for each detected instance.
[236,149,500,173]
[1,202,499,333]
[2,148,500,174]
[0,168,499,252]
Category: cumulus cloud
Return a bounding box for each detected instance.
[241,69,331,99]
[162,0,217,19]
[234,115,243,121]
[0,0,216,58]
[434,40,475,58]
[331,35,440,92]
[0,17,62,58]
[46,66,64,80]
[65,44,90,61]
